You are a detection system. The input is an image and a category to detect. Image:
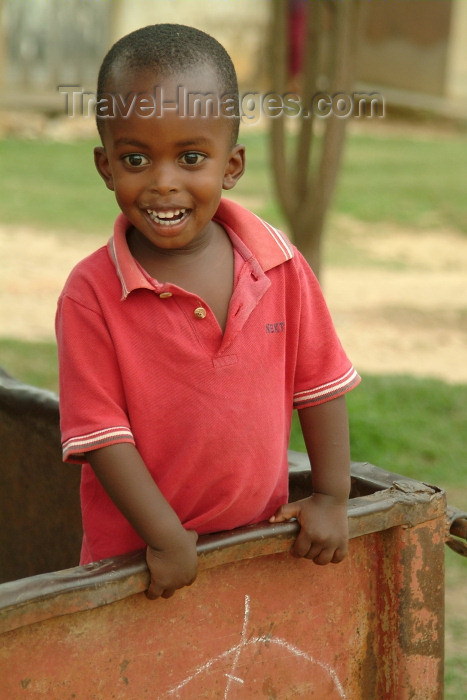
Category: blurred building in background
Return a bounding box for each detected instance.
[356,0,467,117]
[0,0,466,120]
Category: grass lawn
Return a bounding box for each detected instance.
[1,125,467,697]
[3,335,466,497]
[0,139,119,234]
[0,338,59,393]
[2,127,467,236]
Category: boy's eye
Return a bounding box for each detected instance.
[180,152,205,166]
[122,154,149,167]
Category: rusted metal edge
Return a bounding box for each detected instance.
[0,370,59,419]
[445,505,467,557]
[293,451,444,498]
[350,459,441,495]
[0,484,446,635]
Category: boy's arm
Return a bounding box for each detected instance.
[87,443,198,599]
[270,395,351,565]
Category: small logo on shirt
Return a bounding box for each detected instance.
[266,322,285,333]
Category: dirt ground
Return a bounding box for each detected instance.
[2,215,467,385]
[2,111,466,383]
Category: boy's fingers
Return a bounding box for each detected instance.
[146,581,163,600]
[292,536,315,558]
[331,547,348,564]
[188,529,199,543]
[300,544,348,565]
[309,547,335,566]
[161,588,176,599]
[269,503,299,523]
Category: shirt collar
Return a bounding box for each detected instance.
[108,215,155,300]
[108,198,294,299]
[214,198,294,272]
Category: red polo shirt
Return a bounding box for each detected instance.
[56,199,360,564]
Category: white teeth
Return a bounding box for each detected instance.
[147,207,186,224]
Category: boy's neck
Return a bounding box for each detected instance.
[127,219,219,265]
[127,222,235,332]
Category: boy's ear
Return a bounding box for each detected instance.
[94,146,115,191]
[223,143,246,191]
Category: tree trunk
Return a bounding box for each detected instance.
[269,0,360,279]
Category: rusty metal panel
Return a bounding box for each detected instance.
[0,470,446,636]
[0,377,460,697]
[446,506,467,557]
[0,485,446,699]
[0,371,81,583]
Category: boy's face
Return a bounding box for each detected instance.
[94,66,245,253]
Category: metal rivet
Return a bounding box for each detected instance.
[194,306,207,319]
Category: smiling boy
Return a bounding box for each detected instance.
[56,24,360,600]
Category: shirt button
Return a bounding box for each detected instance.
[159,292,173,298]
[194,306,207,319]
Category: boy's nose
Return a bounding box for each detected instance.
[149,162,179,194]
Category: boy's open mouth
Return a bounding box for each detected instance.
[147,208,188,226]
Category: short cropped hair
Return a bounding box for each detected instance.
[96,24,240,144]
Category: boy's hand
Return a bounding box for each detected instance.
[146,529,198,600]
[270,494,348,565]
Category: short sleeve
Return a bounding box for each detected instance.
[291,251,360,409]
[56,291,135,463]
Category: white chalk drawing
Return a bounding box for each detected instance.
[165,594,347,699]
